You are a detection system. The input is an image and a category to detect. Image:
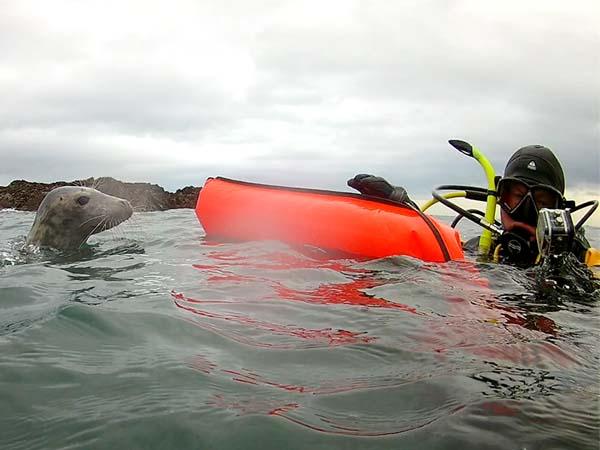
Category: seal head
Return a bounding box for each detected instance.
[26,186,133,250]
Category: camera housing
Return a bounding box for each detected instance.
[536,208,575,258]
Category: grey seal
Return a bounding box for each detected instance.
[26,186,133,250]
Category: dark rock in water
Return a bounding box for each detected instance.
[0,177,201,212]
[169,185,203,209]
[78,177,168,212]
[0,180,72,211]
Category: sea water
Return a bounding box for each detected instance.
[0,209,598,450]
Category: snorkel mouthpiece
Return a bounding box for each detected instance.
[498,228,538,266]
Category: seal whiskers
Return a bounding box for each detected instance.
[79,214,107,228]
[79,216,109,248]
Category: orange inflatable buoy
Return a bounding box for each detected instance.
[195,177,464,263]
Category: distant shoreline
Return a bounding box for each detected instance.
[0,177,201,212]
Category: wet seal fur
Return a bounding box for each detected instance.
[26,186,133,250]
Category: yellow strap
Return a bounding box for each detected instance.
[420,191,466,212]
[493,243,502,263]
[585,248,600,279]
[585,248,600,267]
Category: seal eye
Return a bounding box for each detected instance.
[77,196,90,206]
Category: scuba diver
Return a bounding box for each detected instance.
[492,145,590,265]
[348,142,596,268]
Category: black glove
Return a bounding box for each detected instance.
[347,174,411,204]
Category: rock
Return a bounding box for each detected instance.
[0,180,71,211]
[0,177,201,211]
[169,185,202,209]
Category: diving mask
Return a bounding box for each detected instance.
[497,178,564,226]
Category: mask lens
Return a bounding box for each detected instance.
[498,179,563,214]
[531,186,562,210]
[498,179,530,213]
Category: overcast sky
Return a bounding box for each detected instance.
[1,0,598,206]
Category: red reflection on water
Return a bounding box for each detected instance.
[196,249,366,273]
[173,292,375,347]
[273,278,419,313]
[411,261,567,369]
[177,245,585,438]
[440,262,562,336]
[208,393,299,416]
[188,355,217,374]
[193,257,418,312]
[208,392,464,437]
[502,312,557,335]
[189,353,344,395]
[189,246,570,368]
[480,400,518,416]
[222,369,308,393]
[219,368,379,395]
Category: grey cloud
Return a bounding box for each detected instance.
[0,0,598,197]
[2,67,240,135]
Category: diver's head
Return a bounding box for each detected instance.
[503,145,565,192]
[497,145,565,239]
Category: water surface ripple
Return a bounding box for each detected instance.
[1,209,598,449]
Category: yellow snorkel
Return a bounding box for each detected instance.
[424,140,500,258]
[462,142,498,255]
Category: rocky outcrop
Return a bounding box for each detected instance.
[168,185,203,209]
[0,177,201,211]
[0,180,71,211]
